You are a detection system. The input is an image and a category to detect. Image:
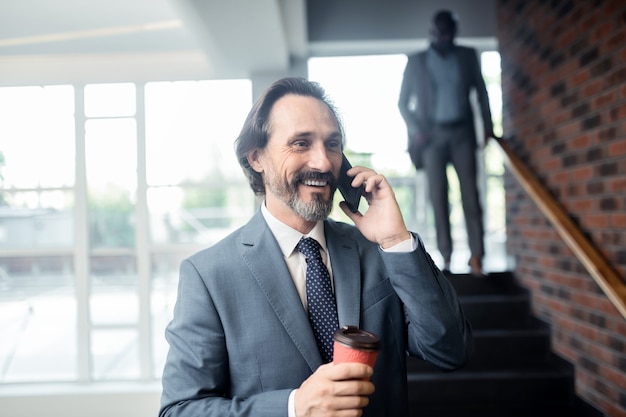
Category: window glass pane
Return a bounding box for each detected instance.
[85,118,136,248]
[480,51,505,238]
[89,254,139,325]
[145,80,251,185]
[145,79,254,246]
[0,84,77,384]
[84,83,136,118]
[308,55,411,175]
[91,329,140,380]
[0,190,74,249]
[89,254,138,325]
[151,251,189,378]
[147,185,255,245]
[482,51,503,139]
[0,256,76,382]
[0,85,75,188]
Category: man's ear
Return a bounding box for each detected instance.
[247,149,264,173]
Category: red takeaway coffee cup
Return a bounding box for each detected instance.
[333,325,381,368]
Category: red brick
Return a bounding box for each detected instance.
[532,89,550,106]
[574,318,602,340]
[603,403,626,417]
[557,121,580,138]
[582,79,603,97]
[572,198,594,212]
[571,165,594,181]
[558,26,578,48]
[602,364,626,391]
[552,170,571,185]
[606,30,626,51]
[610,103,626,122]
[556,343,578,364]
[543,70,560,88]
[560,60,579,81]
[544,156,562,171]
[571,69,590,87]
[607,139,626,157]
[527,135,542,148]
[585,345,611,370]
[591,20,615,43]
[602,1,626,17]
[528,56,542,75]
[592,91,617,111]
[610,212,626,228]
[552,109,570,125]
[593,296,621,317]
[608,318,626,337]
[539,256,556,268]
[571,135,591,150]
[583,214,609,228]
[607,177,626,193]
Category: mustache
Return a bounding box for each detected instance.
[293,171,338,188]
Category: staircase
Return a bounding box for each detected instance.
[407,271,604,417]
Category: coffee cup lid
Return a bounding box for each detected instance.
[333,325,381,351]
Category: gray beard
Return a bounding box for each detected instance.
[289,190,334,222]
[266,174,335,222]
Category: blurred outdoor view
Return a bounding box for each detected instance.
[0,52,503,384]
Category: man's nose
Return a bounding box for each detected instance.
[308,143,333,171]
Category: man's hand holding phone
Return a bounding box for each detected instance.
[338,154,410,249]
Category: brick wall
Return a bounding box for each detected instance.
[496,0,626,416]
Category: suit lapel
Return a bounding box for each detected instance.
[239,211,322,370]
[325,221,362,329]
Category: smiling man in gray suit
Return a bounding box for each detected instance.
[159,77,472,417]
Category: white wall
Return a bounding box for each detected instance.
[0,384,161,417]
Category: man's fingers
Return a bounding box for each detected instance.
[327,362,374,381]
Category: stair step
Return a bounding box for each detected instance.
[407,319,552,372]
[467,326,551,368]
[446,271,521,296]
[460,292,531,329]
[407,367,575,407]
[410,401,604,417]
[411,270,604,417]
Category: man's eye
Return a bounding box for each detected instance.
[293,141,309,148]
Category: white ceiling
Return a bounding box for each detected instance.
[0,0,498,86]
[0,0,307,84]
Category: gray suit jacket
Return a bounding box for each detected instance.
[398,45,493,168]
[159,210,472,417]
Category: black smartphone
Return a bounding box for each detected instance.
[337,153,363,213]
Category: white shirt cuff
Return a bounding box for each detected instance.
[382,234,417,252]
[288,389,297,417]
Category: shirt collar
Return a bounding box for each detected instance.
[261,202,327,257]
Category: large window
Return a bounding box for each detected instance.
[0,80,252,384]
[144,80,254,376]
[0,85,77,382]
[0,51,505,386]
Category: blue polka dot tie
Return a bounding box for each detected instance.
[297,237,339,363]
